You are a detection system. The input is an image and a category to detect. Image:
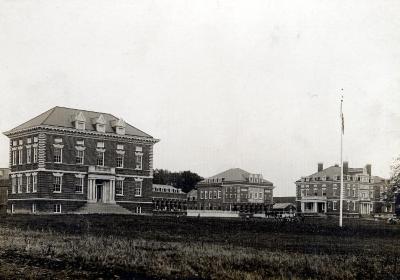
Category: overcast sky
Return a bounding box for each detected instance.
[1,0,399,196]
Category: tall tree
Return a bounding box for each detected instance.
[153,169,203,193]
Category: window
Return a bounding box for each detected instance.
[97,124,105,133]
[12,150,17,165]
[32,174,37,193]
[75,176,84,193]
[33,146,38,163]
[18,148,23,164]
[32,203,36,213]
[17,176,22,193]
[116,154,124,168]
[218,190,221,199]
[54,204,62,213]
[259,192,263,199]
[213,191,217,199]
[115,180,124,196]
[353,202,356,211]
[96,151,104,166]
[53,175,62,193]
[135,181,142,197]
[54,147,62,163]
[200,191,204,199]
[11,204,14,213]
[301,189,304,197]
[333,201,337,210]
[76,121,85,130]
[353,189,356,197]
[135,154,143,170]
[205,190,208,199]
[11,176,16,194]
[26,175,31,193]
[135,206,142,214]
[347,201,350,211]
[209,191,212,199]
[322,188,326,196]
[26,147,31,164]
[76,150,84,164]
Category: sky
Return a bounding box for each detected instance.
[1,0,399,196]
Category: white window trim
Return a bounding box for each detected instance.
[53,173,63,193]
[17,174,23,193]
[116,178,124,196]
[134,180,142,197]
[33,145,38,163]
[75,174,85,193]
[135,152,143,170]
[96,149,105,166]
[32,173,38,193]
[53,144,63,163]
[32,203,36,213]
[54,204,62,214]
[75,148,85,165]
[116,153,124,168]
[26,173,31,193]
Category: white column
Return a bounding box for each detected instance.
[324,202,327,213]
[301,202,305,212]
[313,202,317,213]
[110,179,115,203]
[88,179,96,202]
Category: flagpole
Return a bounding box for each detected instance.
[339,95,344,227]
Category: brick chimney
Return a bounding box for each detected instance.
[318,163,323,172]
[343,161,349,174]
[365,164,372,176]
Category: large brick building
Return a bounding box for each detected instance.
[196,168,274,214]
[0,168,10,216]
[295,162,388,216]
[4,106,159,214]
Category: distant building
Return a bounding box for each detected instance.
[186,189,198,210]
[0,168,10,216]
[152,184,187,214]
[271,203,296,215]
[196,168,274,214]
[296,162,387,216]
[4,106,159,214]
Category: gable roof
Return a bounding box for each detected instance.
[5,106,153,138]
[306,165,342,179]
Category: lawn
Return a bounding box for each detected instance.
[0,215,399,279]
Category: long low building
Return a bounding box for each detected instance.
[152,184,187,214]
[195,168,274,214]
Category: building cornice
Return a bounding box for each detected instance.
[4,125,160,144]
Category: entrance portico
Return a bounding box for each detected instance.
[300,197,327,214]
[87,166,116,204]
[88,177,116,203]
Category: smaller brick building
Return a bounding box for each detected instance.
[196,168,274,214]
[152,184,187,215]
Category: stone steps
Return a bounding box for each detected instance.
[76,202,133,214]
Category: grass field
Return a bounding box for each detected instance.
[0,215,399,279]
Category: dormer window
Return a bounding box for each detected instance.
[73,111,86,130]
[92,114,106,133]
[111,118,126,135]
